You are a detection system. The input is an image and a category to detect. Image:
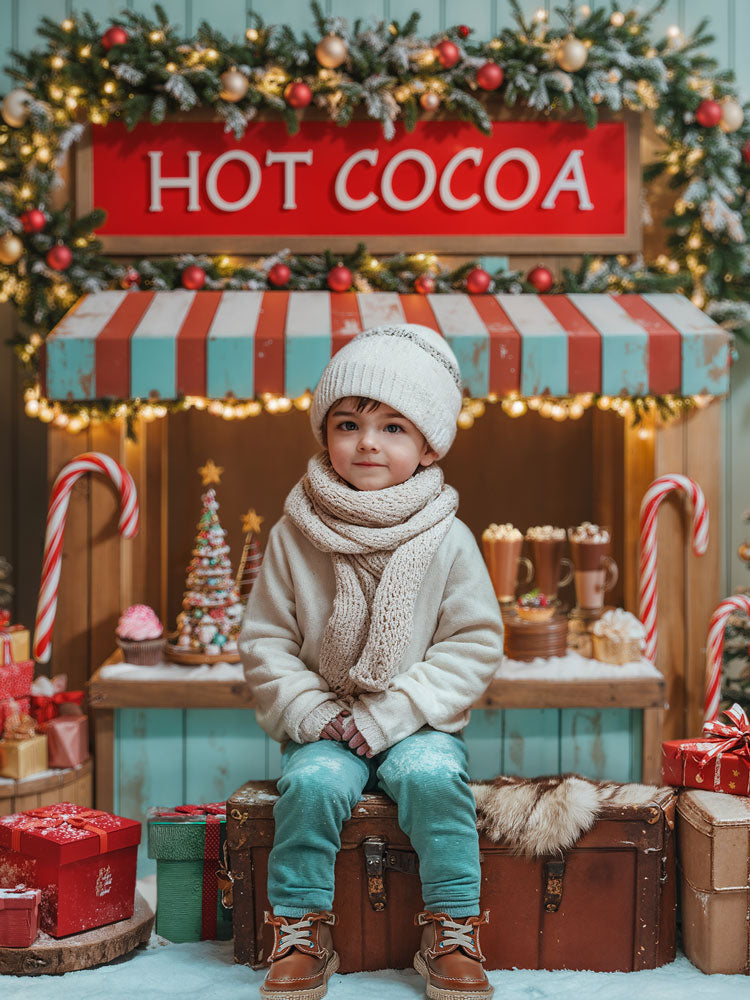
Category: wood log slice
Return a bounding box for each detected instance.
[0,890,154,975]
[164,645,240,665]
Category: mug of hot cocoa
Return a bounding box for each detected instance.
[567,522,618,612]
[481,523,533,603]
[525,525,574,601]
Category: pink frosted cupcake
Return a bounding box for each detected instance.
[116,605,165,665]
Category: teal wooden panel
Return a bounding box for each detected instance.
[115,708,184,877]
[207,334,254,398]
[0,1,15,94]
[284,333,331,398]
[390,0,442,34]
[45,336,94,399]
[731,1,750,98]
[129,0,188,32]
[70,1,127,23]
[502,708,560,777]
[682,0,730,71]
[445,1,493,38]
[329,1,388,26]
[649,0,682,42]
[249,0,318,34]
[266,734,283,780]
[184,708,266,803]
[192,0,247,39]
[559,708,641,782]
[130,336,176,398]
[729,355,749,593]
[463,709,504,779]
[17,0,67,53]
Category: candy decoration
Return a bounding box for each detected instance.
[34,452,139,663]
[315,34,347,69]
[435,39,460,69]
[268,262,291,287]
[527,265,554,292]
[419,92,440,111]
[639,474,709,663]
[284,80,312,109]
[465,267,491,294]
[101,26,128,50]
[695,99,722,128]
[182,264,206,290]
[0,233,23,265]
[704,596,750,723]
[219,68,249,102]
[414,274,435,295]
[556,36,588,72]
[21,209,46,233]
[327,262,352,292]
[719,97,743,133]
[46,243,72,271]
[476,62,504,91]
[1,89,32,128]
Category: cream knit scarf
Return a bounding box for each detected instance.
[284,452,459,696]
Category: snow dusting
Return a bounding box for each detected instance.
[100,662,245,682]
[499,650,662,680]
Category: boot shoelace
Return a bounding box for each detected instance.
[278,917,314,951]
[437,919,476,951]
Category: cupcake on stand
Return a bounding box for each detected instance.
[116,605,165,665]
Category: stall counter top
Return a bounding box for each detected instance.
[89,650,666,711]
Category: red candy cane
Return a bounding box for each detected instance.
[639,475,708,663]
[33,452,139,663]
[704,595,750,724]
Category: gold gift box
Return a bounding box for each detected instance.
[0,734,48,778]
[3,627,30,662]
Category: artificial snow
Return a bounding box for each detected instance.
[100,661,245,681]
[499,649,662,680]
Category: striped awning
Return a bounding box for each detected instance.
[41,290,731,402]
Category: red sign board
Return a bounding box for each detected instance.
[81,117,639,253]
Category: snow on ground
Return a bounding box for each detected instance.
[2,939,748,1000]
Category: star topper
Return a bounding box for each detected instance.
[241,509,264,535]
[198,459,224,486]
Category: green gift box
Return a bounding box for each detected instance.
[147,803,233,943]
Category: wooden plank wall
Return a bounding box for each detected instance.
[0,0,745,705]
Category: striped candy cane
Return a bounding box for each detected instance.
[33,452,139,664]
[704,595,750,724]
[639,475,708,663]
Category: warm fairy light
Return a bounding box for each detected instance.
[65,96,78,111]
[149,31,164,43]
[165,63,178,73]
[246,28,259,42]
[666,25,681,39]
[50,55,64,70]
[79,45,91,58]
[637,426,651,440]
[103,81,116,95]
[610,12,625,26]
[19,185,32,200]
[48,84,64,102]
[597,395,611,410]
[457,410,474,430]
[579,4,591,15]
[534,9,548,22]
[36,146,51,163]
[205,49,219,61]
[61,19,74,32]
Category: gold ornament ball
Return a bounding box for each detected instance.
[419,92,440,112]
[0,232,23,265]
[719,97,744,133]
[315,34,348,69]
[556,36,588,72]
[1,88,32,128]
[219,69,249,102]
[739,541,750,562]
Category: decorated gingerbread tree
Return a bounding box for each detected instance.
[168,460,243,664]
[236,508,264,604]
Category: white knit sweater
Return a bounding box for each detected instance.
[239,514,504,755]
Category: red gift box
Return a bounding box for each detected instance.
[0,634,33,701]
[0,802,141,937]
[47,714,90,769]
[661,703,750,797]
[29,682,85,733]
[0,885,41,947]
[0,697,30,731]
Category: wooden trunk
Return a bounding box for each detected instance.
[226,779,677,974]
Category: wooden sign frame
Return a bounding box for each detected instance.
[74,105,642,256]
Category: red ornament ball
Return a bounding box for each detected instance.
[327,263,352,292]
[458,25,471,39]
[181,265,206,290]
[46,243,72,271]
[465,267,491,294]
[527,265,554,293]
[20,208,45,233]
[476,62,504,91]
[435,39,460,69]
[415,274,436,295]
[268,262,291,287]
[102,26,128,51]
[120,267,141,289]
[284,81,312,109]
[695,99,722,128]
[742,138,750,164]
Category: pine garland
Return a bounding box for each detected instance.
[0,0,748,390]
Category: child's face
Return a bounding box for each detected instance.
[325,398,439,491]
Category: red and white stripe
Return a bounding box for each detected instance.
[639,475,708,663]
[33,453,139,664]
[704,596,750,724]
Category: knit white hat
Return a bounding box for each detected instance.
[310,323,464,459]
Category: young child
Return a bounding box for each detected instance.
[240,323,503,1000]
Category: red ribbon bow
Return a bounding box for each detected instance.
[698,703,750,765]
[175,803,226,816]
[10,807,109,854]
[30,690,85,731]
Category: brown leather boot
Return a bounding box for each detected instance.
[413,910,494,1000]
[259,910,339,1000]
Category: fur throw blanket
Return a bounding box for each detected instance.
[469,774,660,857]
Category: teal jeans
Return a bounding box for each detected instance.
[267,727,481,919]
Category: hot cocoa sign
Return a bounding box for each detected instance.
[77,115,639,253]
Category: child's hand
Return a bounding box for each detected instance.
[320,710,374,758]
